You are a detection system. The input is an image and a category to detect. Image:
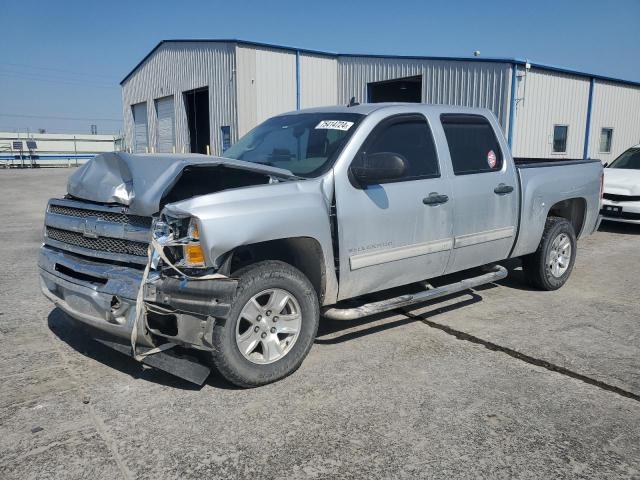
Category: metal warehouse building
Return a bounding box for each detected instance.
[121,39,640,160]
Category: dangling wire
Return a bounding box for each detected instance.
[130,236,228,361]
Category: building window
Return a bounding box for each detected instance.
[220,126,231,152]
[599,128,613,154]
[552,125,568,153]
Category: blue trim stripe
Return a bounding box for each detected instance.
[583,78,595,159]
[0,154,96,160]
[507,64,518,148]
[120,39,640,88]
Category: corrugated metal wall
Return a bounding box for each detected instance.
[588,80,640,160]
[121,42,236,155]
[235,46,297,137]
[300,54,338,109]
[511,68,590,158]
[121,41,640,161]
[337,56,511,129]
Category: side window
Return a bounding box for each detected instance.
[441,114,503,175]
[356,116,439,182]
[553,125,568,153]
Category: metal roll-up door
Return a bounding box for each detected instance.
[132,102,148,153]
[155,96,175,153]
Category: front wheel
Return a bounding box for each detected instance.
[522,216,577,290]
[208,260,319,388]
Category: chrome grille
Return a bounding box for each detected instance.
[48,204,152,228]
[46,226,149,257]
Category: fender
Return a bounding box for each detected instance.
[162,175,340,305]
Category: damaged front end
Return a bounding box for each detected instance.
[40,151,317,384]
[140,213,238,353]
[111,212,240,384]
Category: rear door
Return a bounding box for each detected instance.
[155,96,175,153]
[335,114,454,300]
[440,113,518,273]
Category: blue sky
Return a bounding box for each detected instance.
[1,0,638,134]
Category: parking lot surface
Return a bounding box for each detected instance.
[1,168,639,479]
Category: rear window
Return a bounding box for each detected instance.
[441,114,503,175]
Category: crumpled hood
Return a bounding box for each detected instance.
[603,168,640,196]
[67,152,295,215]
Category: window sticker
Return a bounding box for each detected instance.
[315,120,354,131]
[487,150,497,169]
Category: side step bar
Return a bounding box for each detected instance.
[322,265,508,321]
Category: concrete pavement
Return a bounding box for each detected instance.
[1,168,639,479]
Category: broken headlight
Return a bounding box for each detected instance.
[152,216,206,268]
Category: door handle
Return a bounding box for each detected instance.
[423,193,449,205]
[494,183,514,195]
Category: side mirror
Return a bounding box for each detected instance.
[350,152,407,186]
[602,162,609,168]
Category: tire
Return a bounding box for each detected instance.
[208,260,319,388]
[522,216,577,291]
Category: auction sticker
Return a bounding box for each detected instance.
[315,120,354,131]
[487,150,497,168]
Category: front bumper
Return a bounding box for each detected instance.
[600,198,640,224]
[39,245,238,350]
[39,245,148,344]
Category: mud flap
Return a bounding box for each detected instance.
[96,338,211,385]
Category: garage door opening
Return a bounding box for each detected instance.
[184,87,210,154]
[368,75,422,103]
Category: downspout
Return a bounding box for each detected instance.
[295,50,301,110]
[507,63,518,149]
[583,78,595,159]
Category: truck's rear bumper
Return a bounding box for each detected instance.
[39,245,149,344]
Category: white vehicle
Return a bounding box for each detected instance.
[601,144,640,224]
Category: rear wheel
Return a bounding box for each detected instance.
[209,260,319,388]
[522,216,577,290]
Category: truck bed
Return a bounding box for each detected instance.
[514,157,601,168]
[510,158,602,259]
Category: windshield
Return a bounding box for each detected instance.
[609,147,640,169]
[223,113,364,177]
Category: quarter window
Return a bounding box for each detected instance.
[599,128,613,153]
[553,125,568,153]
[357,116,440,182]
[441,114,503,175]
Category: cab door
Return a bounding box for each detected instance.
[334,114,454,300]
[440,113,519,273]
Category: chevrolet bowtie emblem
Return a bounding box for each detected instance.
[82,217,99,239]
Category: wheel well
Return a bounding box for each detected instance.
[548,198,587,236]
[224,237,326,303]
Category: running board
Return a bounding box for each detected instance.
[322,265,508,321]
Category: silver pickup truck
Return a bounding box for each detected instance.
[39,104,603,387]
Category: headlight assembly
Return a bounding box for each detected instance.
[152,215,207,268]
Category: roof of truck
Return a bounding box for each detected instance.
[277,103,494,117]
[120,38,640,88]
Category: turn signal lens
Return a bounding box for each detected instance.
[184,243,205,267]
[188,218,200,240]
